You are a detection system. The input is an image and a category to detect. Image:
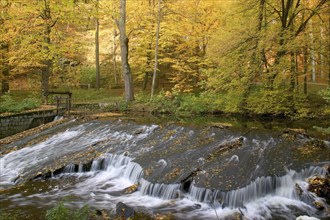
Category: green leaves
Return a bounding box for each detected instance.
[0,94,41,113]
[45,202,89,220]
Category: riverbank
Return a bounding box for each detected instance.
[1,88,329,140]
[1,104,329,143]
[1,88,329,119]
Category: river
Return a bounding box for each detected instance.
[0,116,329,219]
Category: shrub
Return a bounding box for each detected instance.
[144,91,220,116]
[45,202,89,220]
[246,88,306,117]
[0,94,41,113]
[149,90,179,114]
[80,66,96,87]
[313,126,330,135]
[319,87,330,103]
[80,66,109,89]
[177,93,219,116]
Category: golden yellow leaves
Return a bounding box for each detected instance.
[165,168,182,179]
[124,183,139,194]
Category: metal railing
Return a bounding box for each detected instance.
[44,91,72,116]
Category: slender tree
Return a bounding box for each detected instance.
[112,28,118,86]
[40,0,55,94]
[0,0,10,95]
[0,43,9,95]
[151,0,161,98]
[267,0,327,88]
[118,0,134,101]
[142,0,155,91]
[95,0,100,89]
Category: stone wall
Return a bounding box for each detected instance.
[0,110,57,139]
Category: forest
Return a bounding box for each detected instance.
[0,0,329,118]
[1,1,330,219]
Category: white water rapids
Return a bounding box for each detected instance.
[0,120,329,219]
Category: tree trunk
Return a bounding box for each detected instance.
[95,0,100,90]
[289,51,296,91]
[142,43,152,90]
[113,28,118,86]
[309,20,316,82]
[118,0,134,101]
[303,46,308,95]
[0,0,9,95]
[40,0,52,94]
[41,25,51,94]
[151,0,161,98]
[241,0,265,110]
[320,26,324,79]
[268,30,287,89]
[295,51,298,87]
[142,71,149,91]
[1,43,10,95]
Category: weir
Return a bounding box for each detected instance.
[0,119,329,219]
[51,153,328,210]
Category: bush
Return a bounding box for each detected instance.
[177,93,220,116]
[80,66,109,89]
[0,94,41,113]
[319,87,330,103]
[149,91,179,114]
[313,126,330,135]
[0,211,20,220]
[246,88,309,118]
[136,87,312,118]
[45,202,89,220]
[142,91,220,116]
[80,66,96,86]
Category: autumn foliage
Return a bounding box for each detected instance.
[1,0,329,116]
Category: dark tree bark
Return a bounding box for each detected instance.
[40,0,55,94]
[41,25,51,94]
[113,28,118,86]
[118,0,134,101]
[142,43,152,90]
[290,51,296,91]
[1,43,10,95]
[1,1,11,95]
[303,46,308,94]
[151,0,161,98]
[95,0,100,90]
[241,0,266,110]
[267,0,327,89]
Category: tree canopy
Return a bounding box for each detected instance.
[1,0,329,116]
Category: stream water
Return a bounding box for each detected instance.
[0,117,329,219]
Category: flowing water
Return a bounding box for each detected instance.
[0,117,329,219]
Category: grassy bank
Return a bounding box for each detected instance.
[1,86,329,121]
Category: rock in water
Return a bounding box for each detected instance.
[116,202,135,219]
[124,183,139,194]
[308,176,330,200]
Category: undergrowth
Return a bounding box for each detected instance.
[45,202,89,220]
[135,88,318,119]
[0,94,41,113]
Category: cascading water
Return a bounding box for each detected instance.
[23,152,329,219]
[139,178,181,200]
[1,119,329,219]
[59,153,144,184]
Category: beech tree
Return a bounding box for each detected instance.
[95,0,100,89]
[0,0,11,94]
[159,0,220,93]
[150,0,162,98]
[118,0,134,101]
